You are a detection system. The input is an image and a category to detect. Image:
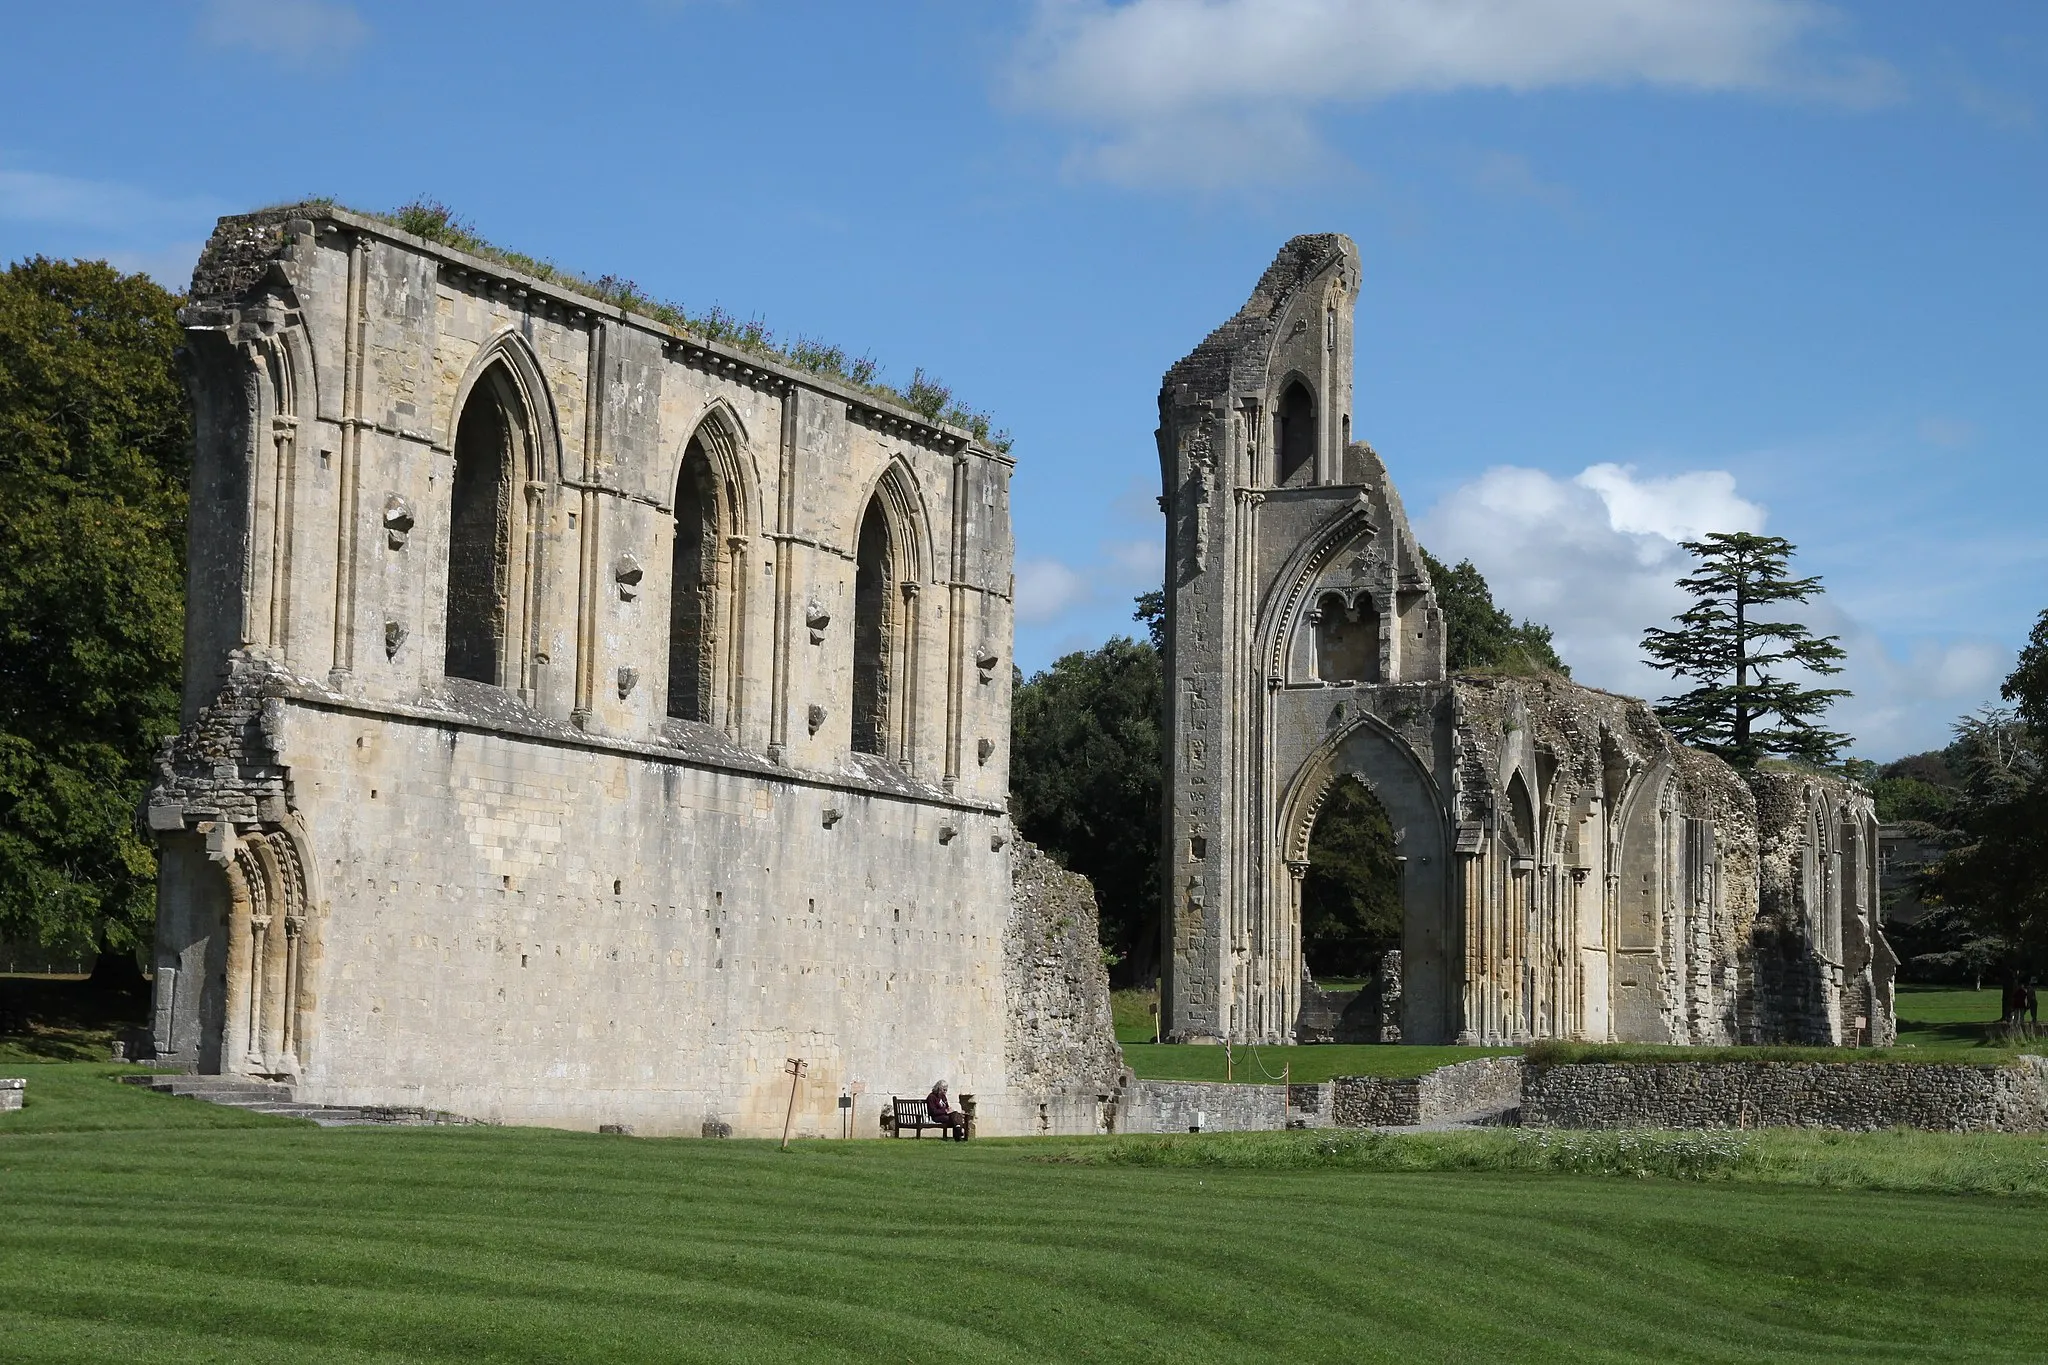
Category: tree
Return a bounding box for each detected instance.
[1419,550,1568,675]
[1299,777,1401,979]
[1922,610,2048,1008]
[0,258,188,963]
[1640,532,1849,768]
[1009,604,1162,983]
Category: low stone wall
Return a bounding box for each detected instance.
[1524,1058,2048,1133]
[1118,1080,1287,1133]
[1332,1057,1523,1127]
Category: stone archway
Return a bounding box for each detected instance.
[1277,717,1454,1044]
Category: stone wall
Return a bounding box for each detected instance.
[1003,841,1123,1132]
[1118,1079,1288,1133]
[1523,1059,2048,1133]
[1331,1057,1522,1127]
[145,204,1112,1138]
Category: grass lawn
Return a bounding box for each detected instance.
[1111,985,2038,1082]
[5,1062,2048,1362]
[1120,1041,1519,1082]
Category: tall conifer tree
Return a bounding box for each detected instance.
[1641,532,1849,767]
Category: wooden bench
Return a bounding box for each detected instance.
[889,1096,956,1138]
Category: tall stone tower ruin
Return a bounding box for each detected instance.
[1157,235,1894,1049]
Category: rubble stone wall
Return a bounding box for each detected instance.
[1523,1059,2046,1132]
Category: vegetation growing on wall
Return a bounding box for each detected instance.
[0,259,187,963]
[377,199,1012,451]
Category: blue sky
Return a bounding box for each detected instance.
[3,0,2042,760]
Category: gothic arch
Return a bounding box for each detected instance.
[1278,714,1455,1043]
[444,328,563,482]
[1257,493,1376,683]
[219,816,325,1079]
[855,457,933,583]
[1273,372,1317,486]
[849,460,930,766]
[664,405,758,731]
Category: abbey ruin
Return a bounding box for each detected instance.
[144,210,1890,1136]
[144,206,1117,1136]
[1156,235,1895,1049]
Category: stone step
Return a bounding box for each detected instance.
[121,1072,470,1127]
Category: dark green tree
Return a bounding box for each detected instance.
[1922,612,2048,1006]
[1419,550,1568,675]
[1299,777,1401,979]
[0,258,188,962]
[1009,604,1162,983]
[1641,532,1849,767]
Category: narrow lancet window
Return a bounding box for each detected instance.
[667,438,719,722]
[444,365,520,684]
[1276,379,1315,485]
[851,496,894,755]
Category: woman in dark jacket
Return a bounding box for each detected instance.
[926,1080,967,1140]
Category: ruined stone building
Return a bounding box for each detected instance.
[145,205,1117,1135]
[1157,235,1895,1048]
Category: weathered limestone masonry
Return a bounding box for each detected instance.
[146,205,1115,1136]
[1523,1058,2048,1133]
[1158,234,1893,1049]
[1004,841,1124,1132]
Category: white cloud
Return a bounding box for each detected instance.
[196,0,368,61]
[1012,0,1896,185]
[1015,558,1095,624]
[1416,460,2001,758]
[1572,462,1763,541]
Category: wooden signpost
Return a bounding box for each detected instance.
[780,1057,807,1150]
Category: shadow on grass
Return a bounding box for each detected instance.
[0,974,147,1064]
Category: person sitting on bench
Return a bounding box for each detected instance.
[925,1080,967,1141]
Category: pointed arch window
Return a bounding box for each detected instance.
[852,497,895,755]
[663,417,750,732]
[1506,770,1537,860]
[444,361,538,689]
[1276,379,1316,485]
[668,437,721,723]
[849,465,925,766]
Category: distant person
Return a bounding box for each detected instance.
[925,1080,967,1141]
[2028,982,2039,1026]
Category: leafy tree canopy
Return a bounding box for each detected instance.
[1641,531,1849,768]
[1300,777,1401,980]
[1418,550,1568,676]
[0,258,188,958]
[1921,610,2048,1001]
[1009,613,1162,984]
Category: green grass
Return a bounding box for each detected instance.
[4,1063,2048,1361]
[1115,986,2041,1083]
[1052,1126,2048,1198]
[1122,1042,1519,1083]
[0,1063,298,1134]
[1895,984,2009,1051]
[1111,987,1158,1044]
